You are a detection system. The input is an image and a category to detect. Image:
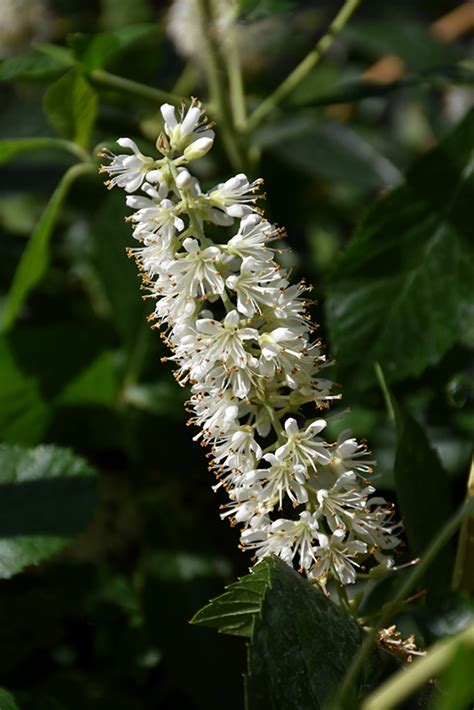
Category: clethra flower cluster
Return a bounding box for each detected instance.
[100,100,401,591]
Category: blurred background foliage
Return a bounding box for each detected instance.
[0,0,473,707]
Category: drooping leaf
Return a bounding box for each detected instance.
[43,67,98,148]
[0,688,19,710]
[0,444,97,578]
[2,162,93,332]
[326,109,474,389]
[0,337,50,446]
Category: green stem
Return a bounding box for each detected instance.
[224,11,247,130]
[195,0,243,171]
[452,456,474,593]
[172,62,199,96]
[333,497,474,708]
[90,69,182,106]
[246,0,364,132]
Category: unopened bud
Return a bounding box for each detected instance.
[183,136,214,161]
[156,132,171,155]
[176,169,192,190]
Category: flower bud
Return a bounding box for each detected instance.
[176,168,192,190]
[183,136,214,161]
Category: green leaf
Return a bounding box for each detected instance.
[193,558,431,708]
[56,351,119,407]
[43,68,98,148]
[435,640,474,710]
[0,444,97,578]
[256,114,400,190]
[190,559,271,637]
[0,137,86,165]
[0,688,19,710]
[2,162,94,333]
[90,190,148,349]
[0,337,50,446]
[326,109,474,389]
[394,401,454,596]
[0,49,73,82]
[71,24,158,71]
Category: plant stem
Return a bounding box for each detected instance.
[332,496,474,708]
[224,11,247,130]
[246,0,364,132]
[195,0,244,171]
[90,69,182,106]
[452,456,474,593]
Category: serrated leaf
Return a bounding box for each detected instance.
[326,109,474,389]
[43,68,98,148]
[0,688,19,710]
[0,444,97,578]
[190,560,270,637]
[2,162,93,332]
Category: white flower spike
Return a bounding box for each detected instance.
[100,100,401,591]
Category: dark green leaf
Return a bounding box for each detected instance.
[256,114,400,190]
[435,641,474,710]
[0,337,50,446]
[394,401,454,596]
[326,109,474,389]
[0,688,19,710]
[2,162,93,333]
[0,444,97,578]
[193,558,432,708]
[43,68,98,148]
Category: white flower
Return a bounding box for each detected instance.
[166,239,225,298]
[208,173,262,219]
[161,101,214,155]
[275,418,331,470]
[311,530,368,588]
[226,257,284,317]
[100,138,156,192]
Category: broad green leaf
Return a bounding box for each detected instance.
[0,137,86,165]
[256,114,400,190]
[326,109,474,389]
[0,444,97,578]
[0,688,19,710]
[435,641,474,710]
[452,457,474,594]
[394,401,454,597]
[190,559,271,637]
[0,337,50,445]
[43,68,98,148]
[2,162,94,333]
[192,557,432,708]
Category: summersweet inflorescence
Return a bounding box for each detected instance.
[100,100,400,591]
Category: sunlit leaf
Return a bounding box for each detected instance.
[43,68,98,148]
